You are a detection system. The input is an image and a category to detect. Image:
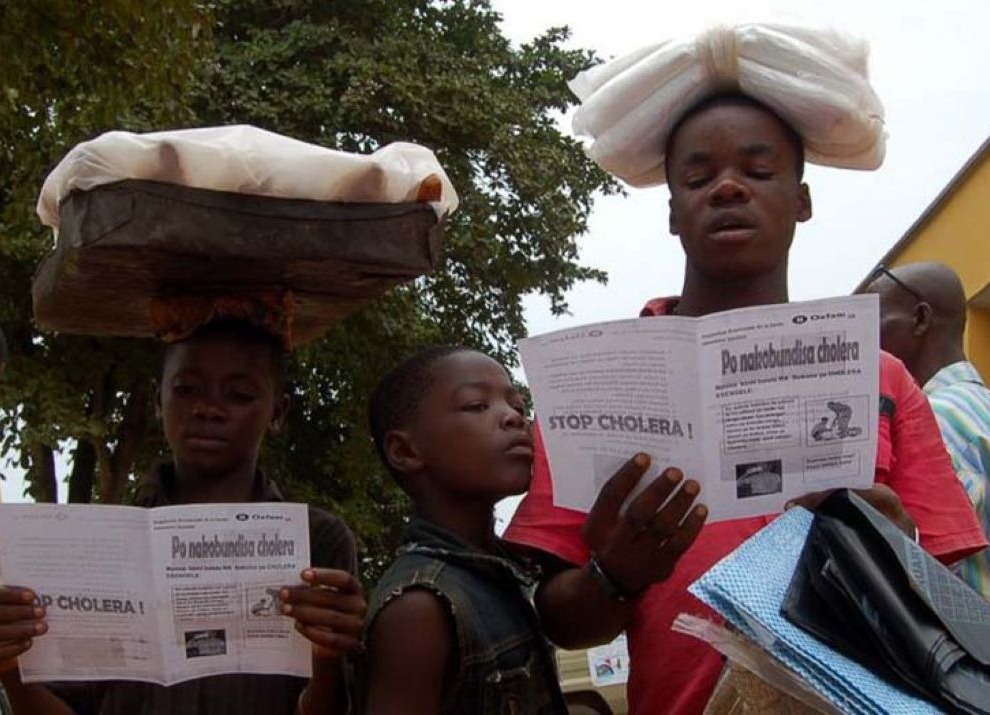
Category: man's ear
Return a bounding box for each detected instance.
[913,302,934,336]
[797,183,812,223]
[269,394,290,433]
[383,430,425,476]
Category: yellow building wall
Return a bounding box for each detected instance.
[966,311,990,378]
[884,149,990,377]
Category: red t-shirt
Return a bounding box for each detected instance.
[505,297,988,715]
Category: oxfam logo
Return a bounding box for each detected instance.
[792,315,808,324]
[235,513,249,521]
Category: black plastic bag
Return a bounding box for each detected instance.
[782,490,990,714]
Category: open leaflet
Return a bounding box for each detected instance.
[519,295,880,521]
[0,502,310,685]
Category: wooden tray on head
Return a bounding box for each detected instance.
[32,179,444,345]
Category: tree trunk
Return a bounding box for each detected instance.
[68,438,97,503]
[97,381,151,504]
[28,444,58,503]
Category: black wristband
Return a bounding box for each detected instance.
[587,553,642,603]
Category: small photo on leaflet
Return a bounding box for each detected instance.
[735,459,783,499]
[247,585,284,619]
[184,629,228,659]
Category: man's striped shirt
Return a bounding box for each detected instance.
[924,360,990,598]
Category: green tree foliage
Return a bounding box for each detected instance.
[0,0,616,579]
[0,1,210,502]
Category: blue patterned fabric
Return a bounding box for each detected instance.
[689,508,940,714]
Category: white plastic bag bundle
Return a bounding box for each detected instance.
[672,614,841,714]
[569,23,886,187]
[37,125,458,228]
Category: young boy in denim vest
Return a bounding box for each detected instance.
[0,318,365,715]
[363,346,700,714]
[361,346,566,713]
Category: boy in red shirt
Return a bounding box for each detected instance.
[506,74,987,715]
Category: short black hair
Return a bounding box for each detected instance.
[664,93,805,184]
[368,345,476,482]
[160,318,288,393]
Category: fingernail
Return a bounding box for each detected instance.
[633,453,649,468]
[35,622,46,634]
[33,607,44,618]
[784,501,795,510]
[302,569,314,582]
[22,591,34,603]
[666,468,684,483]
[279,588,290,601]
[696,505,709,519]
[683,480,698,496]
[281,604,292,615]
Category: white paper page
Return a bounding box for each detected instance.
[0,504,161,683]
[519,317,703,512]
[586,633,630,688]
[149,503,311,685]
[696,295,879,521]
[520,296,880,523]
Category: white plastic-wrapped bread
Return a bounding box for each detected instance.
[37,125,458,228]
[32,126,459,345]
[569,23,886,187]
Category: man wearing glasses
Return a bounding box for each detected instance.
[865,262,990,599]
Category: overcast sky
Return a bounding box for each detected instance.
[499,0,990,335]
[4,1,990,507]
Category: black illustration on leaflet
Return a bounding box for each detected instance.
[807,397,867,444]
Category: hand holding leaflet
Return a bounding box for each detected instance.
[280,568,367,715]
[0,587,46,675]
[580,454,708,597]
[280,568,366,661]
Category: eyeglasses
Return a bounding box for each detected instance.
[868,265,928,304]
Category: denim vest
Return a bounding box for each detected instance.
[362,518,567,714]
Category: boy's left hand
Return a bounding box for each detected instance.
[786,484,916,539]
[280,569,366,661]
